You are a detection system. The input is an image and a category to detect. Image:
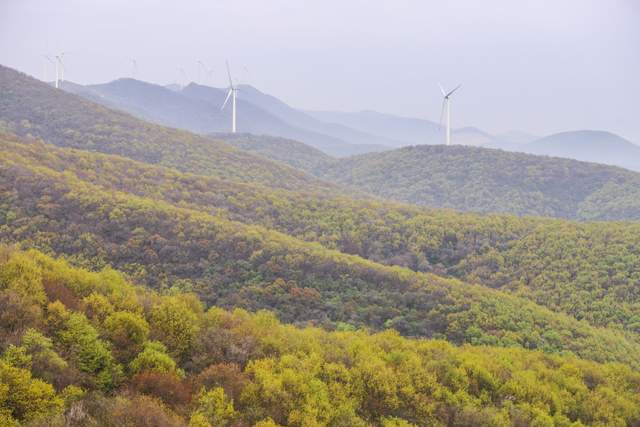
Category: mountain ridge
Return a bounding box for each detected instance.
[317,143,640,220]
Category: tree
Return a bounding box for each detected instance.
[21,328,69,387]
[57,312,122,390]
[103,311,149,363]
[189,387,237,427]
[82,292,114,323]
[0,360,63,422]
[150,296,200,361]
[129,341,178,375]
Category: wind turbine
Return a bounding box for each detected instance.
[55,53,65,88]
[439,83,461,146]
[221,61,238,133]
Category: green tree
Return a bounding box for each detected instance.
[129,341,178,375]
[104,311,149,362]
[150,296,200,361]
[0,360,63,422]
[190,387,237,427]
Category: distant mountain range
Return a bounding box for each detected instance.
[317,144,640,220]
[492,130,640,172]
[306,110,530,148]
[58,77,640,172]
[60,79,384,157]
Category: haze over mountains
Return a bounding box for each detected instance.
[0,64,636,221]
[503,130,640,172]
[57,75,640,173]
[60,78,385,157]
[4,63,640,424]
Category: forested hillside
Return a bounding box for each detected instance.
[3,131,640,370]
[6,65,640,222]
[214,133,336,172]
[4,63,640,425]
[0,65,334,193]
[4,133,640,334]
[319,144,640,220]
[3,248,640,426]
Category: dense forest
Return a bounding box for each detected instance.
[4,135,640,336]
[3,131,640,371]
[318,145,640,220]
[3,64,640,426]
[2,247,640,426]
[214,133,336,173]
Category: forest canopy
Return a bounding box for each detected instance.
[1,247,640,426]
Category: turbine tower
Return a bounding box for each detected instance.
[55,53,65,88]
[439,83,461,146]
[221,61,238,133]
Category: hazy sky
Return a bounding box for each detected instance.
[1,0,639,141]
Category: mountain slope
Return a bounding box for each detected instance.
[319,144,640,220]
[8,133,640,339]
[180,83,382,156]
[0,65,334,193]
[58,75,384,157]
[4,248,640,426]
[235,84,396,149]
[3,131,640,367]
[521,130,640,171]
[308,109,441,146]
[212,132,336,172]
[307,109,499,147]
[6,131,640,356]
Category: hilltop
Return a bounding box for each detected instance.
[520,130,640,171]
[317,144,640,220]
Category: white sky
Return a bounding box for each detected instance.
[1,0,639,140]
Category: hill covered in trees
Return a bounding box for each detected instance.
[0,65,334,193]
[5,63,640,425]
[318,144,640,220]
[2,247,640,426]
[213,133,336,173]
[4,131,640,367]
[4,134,640,335]
[7,64,640,222]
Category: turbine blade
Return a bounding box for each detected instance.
[438,83,446,97]
[446,84,462,97]
[226,60,233,88]
[439,99,446,130]
[221,89,232,110]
